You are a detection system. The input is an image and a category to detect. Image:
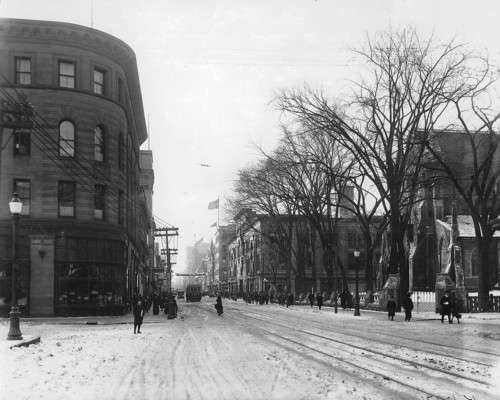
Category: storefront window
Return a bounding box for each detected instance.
[55,237,126,314]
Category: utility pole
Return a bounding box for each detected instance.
[155,227,178,320]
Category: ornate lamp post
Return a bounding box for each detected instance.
[353,248,361,316]
[263,278,268,291]
[8,193,23,340]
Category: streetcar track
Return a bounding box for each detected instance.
[191,302,496,399]
[207,305,452,400]
[238,310,493,386]
[232,303,499,366]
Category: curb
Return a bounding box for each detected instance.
[3,335,41,349]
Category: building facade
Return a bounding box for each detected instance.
[227,208,372,298]
[0,18,153,317]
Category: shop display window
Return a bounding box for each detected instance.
[57,262,125,306]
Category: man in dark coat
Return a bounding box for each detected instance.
[286,292,294,308]
[440,290,453,323]
[339,291,347,309]
[316,292,324,310]
[403,292,414,322]
[451,298,462,324]
[133,296,145,334]
[386,295,397,321]
[308,292,314,307]
[215,295,223,316]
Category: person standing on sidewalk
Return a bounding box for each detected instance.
[308,292,314,307]
[316,292,324,310]
[440,290,453,323]
[403,292,414,322]
[133,296,145,334]
[215,295,223,316]
[387,295,397,321]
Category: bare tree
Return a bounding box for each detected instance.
[424,89,500,309]
[274,27,489,302]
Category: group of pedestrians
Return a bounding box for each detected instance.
[386,290,462,323]
[338,290,355,310]
[439,290,462,323]
[387,292,414,322]
[307,292,324,310]
[131,291,179,334]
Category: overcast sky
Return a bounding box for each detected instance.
[1,0,500,271]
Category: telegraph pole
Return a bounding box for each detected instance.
[155,227,178,320]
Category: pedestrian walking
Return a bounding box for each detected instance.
[152,294,160,315]
[316,292,324,310]
[215,295,223,316]
[346,291,354,310]
[403,292,414,322]
[308,292,314,307]
[339,291,347,309]
[386,295,397,321]
[440,290,453,323]
[133,296,145,334]
[173,298,178,318]
[286,292,294,308]
[451,298,462,324]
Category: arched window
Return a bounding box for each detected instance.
[59,120,75,157]
[94,125,105,162]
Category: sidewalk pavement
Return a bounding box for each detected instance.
[2,302,499,350]
[0,311,168,350]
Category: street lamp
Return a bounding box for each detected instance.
[8,193,23,340]
[263,278,268,291]
[353,248,361,316]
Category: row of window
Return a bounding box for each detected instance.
[14,119,125,169]
[14,57,125,102]
[13,179,124,223]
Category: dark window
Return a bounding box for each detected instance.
[13,129,30,155]
[15,57,31,85]
[93,68,105,95]
[13,179,30,216]
[59,121,75,157]
[94,185,105,220]
[94,125,104,162]
[58,181,75,217]
[118,132,124,169]
[117,77,124,103]
[118,190,124,226]
[59,61,75,88]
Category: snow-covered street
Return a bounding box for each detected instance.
[1,299,499,400]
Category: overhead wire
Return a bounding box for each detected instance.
[0,74,176,231]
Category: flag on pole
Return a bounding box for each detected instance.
[208,199,219,210]
[211,222,217,227]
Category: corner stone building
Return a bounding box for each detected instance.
[0,18,152,317]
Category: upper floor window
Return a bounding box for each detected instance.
[15,57,31,85]
[14,129,30,155]
[14,179,30,216]
[118,190,124,226]
[59,120,75,157]
[94,185,105,220]
[59,61,75,88]
[94,125,105,162]
[93,68,105,95]
[118,132,124,169]
[117,77,124,103]
[58,181,76,217]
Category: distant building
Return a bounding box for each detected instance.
[0,18,153,317]
[184,240,209,288]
